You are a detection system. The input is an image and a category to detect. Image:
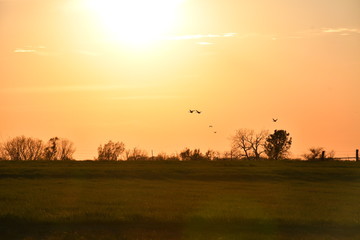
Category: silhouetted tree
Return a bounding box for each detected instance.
[154,152,179,161]
[180,148,191,161]
[264,130,292,160]
[43,137,75,160]
[179,148,206,161]
[205,149,220,161]
[231,129,268,160]
[0,148,4,160]
[2,136,44,160]
[43,137,59,160]
[191,149,204,161]
[222,150,234,160]
[302,147,335,161]
[231,129,252,159]
[97,141,125,161]
[125,147,148,161]
[58,139,76,160]
[251,130,269,159]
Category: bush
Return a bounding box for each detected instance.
[97,141,125,161]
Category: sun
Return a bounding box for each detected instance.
[85,0,184,46]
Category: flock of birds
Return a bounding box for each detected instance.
[188,109,278,134]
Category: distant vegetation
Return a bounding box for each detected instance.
[0,136,75,161]
[0,129,352,161]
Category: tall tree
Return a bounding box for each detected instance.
[264,130,292,160]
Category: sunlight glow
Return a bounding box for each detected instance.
[85,0,184,46]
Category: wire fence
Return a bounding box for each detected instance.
[332,150,359,161]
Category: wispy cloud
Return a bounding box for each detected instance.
[262,27,360,40]
[14,49,37,53]
[321,28,360,35]
[13,46,51,56]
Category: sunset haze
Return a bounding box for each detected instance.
[1,0,359,159]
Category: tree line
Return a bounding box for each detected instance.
[0,129,336,161]
[0,136,75,161]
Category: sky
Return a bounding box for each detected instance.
[1,0,359,159]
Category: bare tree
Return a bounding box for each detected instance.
[58,139,76,160]
[43,137,75,160]
[126,147,148,161]
[97,141,125,161]
[2,136,44,160]
[249,130,269,159]
[0,146,5,160]
[231,129,268,160]
[205,149,221,161]
[222,150,234,160]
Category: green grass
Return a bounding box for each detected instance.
[0,160,359,239]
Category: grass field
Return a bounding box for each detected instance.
[0,160,359,240]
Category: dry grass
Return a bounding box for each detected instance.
[0,160,359,239]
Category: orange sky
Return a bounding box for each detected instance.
[1,0,359,159]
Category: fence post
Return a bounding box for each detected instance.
[321,151,325,161]
[356,149,359,162]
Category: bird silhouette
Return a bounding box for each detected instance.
[196,110,201,114]
[273,118,278,122]
[209,125,213,128]
[189,110,195,113]
[214,131,217,134]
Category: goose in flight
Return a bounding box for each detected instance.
[196,110,201,114]
[189,110,195,113]
[272,118,278,122]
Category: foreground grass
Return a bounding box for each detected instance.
[0,160,359,240]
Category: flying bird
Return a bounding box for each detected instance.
[209,125,213,128]
[214,131,217,134]
[272,118,278,122]
[196,110,201,114]
[189,110,195,113]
